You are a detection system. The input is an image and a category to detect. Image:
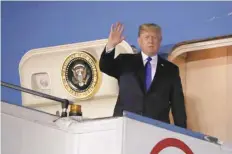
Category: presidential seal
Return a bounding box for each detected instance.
[61,51,101,100]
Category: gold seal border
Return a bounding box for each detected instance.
[61,51,102,100]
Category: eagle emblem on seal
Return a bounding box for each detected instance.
[71,63,91,87]
[61,51,101,100]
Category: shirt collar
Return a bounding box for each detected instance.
[141,51,158,64]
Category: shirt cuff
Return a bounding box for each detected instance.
[105,45,115,53]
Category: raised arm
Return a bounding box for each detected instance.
[99,22,125,79]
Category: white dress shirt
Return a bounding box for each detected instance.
[141,51,158,81]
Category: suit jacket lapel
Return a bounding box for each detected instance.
[148,55,165,93]
[134,53,146,93]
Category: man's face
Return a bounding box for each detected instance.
[137,29,161,56]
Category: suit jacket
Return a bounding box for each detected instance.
[99,47,187,128]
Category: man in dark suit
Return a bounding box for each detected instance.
[99,22,187,128]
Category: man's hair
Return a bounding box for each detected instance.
[138,23,162,39]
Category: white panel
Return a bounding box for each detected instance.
[123,118,230,154]
[2,102,232,154]
[1,113,23,154]
[160,148,185,154]
[79,130,119,154]
[1,113,78,154]
[1,102,123,154]
[19,39,133,108]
